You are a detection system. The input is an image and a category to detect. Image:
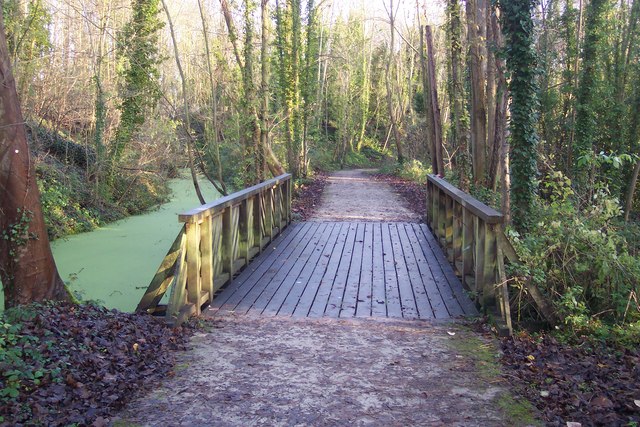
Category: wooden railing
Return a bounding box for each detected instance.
[137,173,292,324]
[426,174,513,335]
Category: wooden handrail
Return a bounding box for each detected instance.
[137,173,293,324]
[426,174,512,335]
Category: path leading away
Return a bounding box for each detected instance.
[116,170,518,426]
[311,169,419,222]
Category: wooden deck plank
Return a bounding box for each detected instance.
[258,223,330,316]
[410,223,465,317]
[388,223,419,318]
[307,223,350,317]
[370,223,387,317]
[277,223,338,316]
[395,223,436,319]
[381,223,403,318]
[291,223,344,317]
[211,222,315,315]
[209,222,309,313]
[355,223,374,317]
[324,223,358,317]
[339,223,365,318]
[208,221,478,320]
[417,224,478,316]
[400,223,449,319]
[239,222,323,315]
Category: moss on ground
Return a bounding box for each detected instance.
[446,325,541,426]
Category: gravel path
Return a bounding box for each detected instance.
[310,169,419,222]
[115,317,512,426]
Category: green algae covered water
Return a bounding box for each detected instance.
[0,175,220,312]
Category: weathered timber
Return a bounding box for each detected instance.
[426,174,512,333]
[137,174,292,323]
[211,222,478,320]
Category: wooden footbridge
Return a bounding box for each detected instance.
[137,172,513,332]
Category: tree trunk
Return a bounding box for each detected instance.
[447,0,470,190]
[425,25,444,175]
[161,0,206,205]
[0,11,68,308]
[385,0,405,165]
[419,25,436,173]
[198,0,228,194]
[466,0,488,185]
[486,1,497,181]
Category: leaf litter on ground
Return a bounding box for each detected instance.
[501,332,640,426]
[291,171,328,220]
[0,302,197,426]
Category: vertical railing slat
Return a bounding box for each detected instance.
[185,220,202,315]
[200,215,213,302]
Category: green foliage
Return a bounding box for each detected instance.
[0,305,61,405]
[1,209,36,259]
[2,0,52,92]
[112,0,164,170]
[508,173,640,336]
[396,159,431,182]
[573,0,610,190]
[499,0,540,231]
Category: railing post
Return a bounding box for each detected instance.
[266,187,274,240]
[200,215,213,302]
[240,198,251,265]
[254,194,263,252]
[482,223,498,310]
[452,201,463,267]
[286,177,292,224]
[444,194,454,260]
[473,216,485,303]
[461,207,474,287]
[185,220,202,315]
[222,207,233,278]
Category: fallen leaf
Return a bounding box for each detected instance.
[591,395,614,408]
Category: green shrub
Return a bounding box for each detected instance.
[508,171,640,338]
[397,159,431,182]
[0,304,61,406]
[36,162,103,239]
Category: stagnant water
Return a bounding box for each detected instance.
[0,175,220,312]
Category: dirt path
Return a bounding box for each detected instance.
[310,169,419,222]
[115,317,521,426]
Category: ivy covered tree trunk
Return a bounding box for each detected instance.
[573,0,608,195]
[467,0,488,185]
[500,0,539,231]
[447,0,470,190]
[110,0,163,184]
[0,12,68,308]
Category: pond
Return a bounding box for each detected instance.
[0,175,220,312]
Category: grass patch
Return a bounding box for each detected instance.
[446,326,540,426]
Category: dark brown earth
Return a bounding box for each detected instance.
[501,332,640,426]
[291,171,328,220]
